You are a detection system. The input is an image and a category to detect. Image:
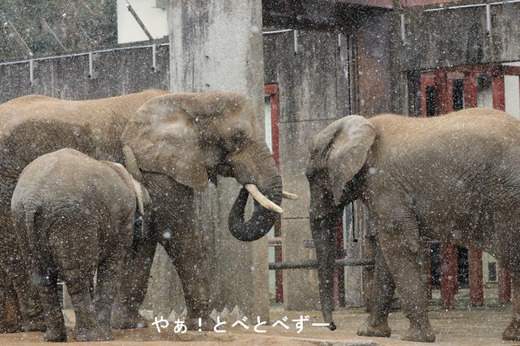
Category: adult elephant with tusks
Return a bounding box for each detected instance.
[306,108,520,342]
[0,89,288,333]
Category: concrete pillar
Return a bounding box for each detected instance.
[167,0,268,321]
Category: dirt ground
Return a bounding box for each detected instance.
[2,303,520,346]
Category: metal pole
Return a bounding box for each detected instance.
[152,43,158,72]
[42,20,68,52]
[486,4,492,36]
[88,52,94,79]
[4,20,33,57]
[29,59,34,85]
[293,30,299,54]
[126,1,154,41]
[268,258,375,270]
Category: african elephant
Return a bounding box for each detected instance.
[306,108,520,342]
[11,149,151,342]
[0,89,283,332]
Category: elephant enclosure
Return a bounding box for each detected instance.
[0,303,516,346]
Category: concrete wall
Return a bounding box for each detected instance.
[357,12,395,117]
[264,29,352,310]
[0,43,169,103]
[399,3,520,71]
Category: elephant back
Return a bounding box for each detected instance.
[0,90,169,190]
[13,149,137,223]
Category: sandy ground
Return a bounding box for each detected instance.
[1,303,519,346]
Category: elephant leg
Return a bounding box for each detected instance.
[64,271,109,342]
[378,223,435,343]
[162,232,213,331]
[502,275,520,340]
[143,173,213,331]
[93,254,122,339]
[112,231,157,329]
[0,268,23,333]
[493,247,520,343]
[52,220,109,342]
[0,223,44,332]
[34,265,67,342]
[357,236,394,338]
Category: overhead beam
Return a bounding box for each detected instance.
[335,0,394,8]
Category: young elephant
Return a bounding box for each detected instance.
[11,149,151,342]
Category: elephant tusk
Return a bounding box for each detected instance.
[244,184,283,214]
[282,191,299,200]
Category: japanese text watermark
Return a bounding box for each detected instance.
[151,315,330,334]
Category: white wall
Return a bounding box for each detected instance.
[117,0,167,43]
[505,62,520,120]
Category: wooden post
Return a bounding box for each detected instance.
[334,220,345,307]
[425,243,432,300]
[440,243,456,308]
[498,267,511,304]
[468,249,483,306]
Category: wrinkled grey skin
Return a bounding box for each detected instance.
[11,149,151,342]
[306,108,520,342]
[0,90,282,333]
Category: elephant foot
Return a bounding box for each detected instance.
[402,326,435,343]
[502,319,520,341]
[0,322,23,334]
[111,310,147,330]
[185,316,216,331]
[44,327,67,342]
[402,315,435,342]
[357,319,391,338]
[74,327,114,342]
[0,298,23,333]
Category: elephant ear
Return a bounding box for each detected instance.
[312,115,376,205]
[121,95,208,191]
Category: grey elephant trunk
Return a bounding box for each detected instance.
[311,214,340,331]
[228,177,282,242]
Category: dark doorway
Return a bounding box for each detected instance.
[429,244,469,289]
[457,246,469,288]
[430,243,441,287]
[452,79,464,111]
[425,86,436,116]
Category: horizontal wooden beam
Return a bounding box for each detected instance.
[333,0,464,9]
[335,0,394,8]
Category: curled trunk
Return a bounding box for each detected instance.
[228,177,282,242]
